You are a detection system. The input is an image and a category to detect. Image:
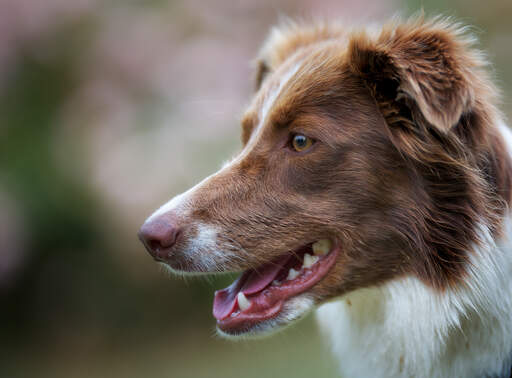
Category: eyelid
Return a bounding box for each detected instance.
[289,131,314,140]
[289,127,320,141]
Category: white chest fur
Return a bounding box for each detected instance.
[316,222,512,377]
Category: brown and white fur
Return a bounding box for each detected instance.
[139,17,512,378]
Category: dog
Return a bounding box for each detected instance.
[139,16,512,377]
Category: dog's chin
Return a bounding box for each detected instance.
[160,260,321,339]
[158,261,214,276]
[215,294,316,340]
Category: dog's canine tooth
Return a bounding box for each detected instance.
[303,253,319,269]
[312,239,332,256]
[237,292,251,311]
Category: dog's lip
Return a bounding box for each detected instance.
[216,300,284,334]
[214,242,339,334]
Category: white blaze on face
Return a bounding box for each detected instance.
[214,59,304,177]
[246,61,303,150]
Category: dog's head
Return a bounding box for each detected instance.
[139,18,509,337]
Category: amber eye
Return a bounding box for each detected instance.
[291,134,314,152]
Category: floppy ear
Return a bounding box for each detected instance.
[348,18,478,134]
[255,21,346,90]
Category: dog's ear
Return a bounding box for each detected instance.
[255,22,346,90]
[255,59,270,90]
[348,18,480,135]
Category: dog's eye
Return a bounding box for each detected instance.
[291,134,314,152]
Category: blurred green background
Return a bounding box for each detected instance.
[0,1,510,377]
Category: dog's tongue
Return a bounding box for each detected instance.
[213,255,291,320]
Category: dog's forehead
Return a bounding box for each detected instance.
[252,56,306,127]
[243,44,349,141]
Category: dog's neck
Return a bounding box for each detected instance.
[316,123,512,378]
[317,219,512,377]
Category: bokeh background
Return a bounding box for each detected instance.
[1,1,511,377]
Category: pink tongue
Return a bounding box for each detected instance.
[213,255,291,320]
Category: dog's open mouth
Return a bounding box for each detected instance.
[213,239,338,334]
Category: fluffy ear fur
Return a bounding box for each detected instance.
[254,21,346,90]
[348,17,483,134]
[343,18,511,290]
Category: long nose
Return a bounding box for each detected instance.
[138,214,181,262]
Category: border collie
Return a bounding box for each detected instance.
[139,16,512,378]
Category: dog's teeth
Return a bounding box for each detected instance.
[303,253,319,269]
[312,239,332,256]
[287,268,300,281]
[272,280,281,286]
[237,292,251,311]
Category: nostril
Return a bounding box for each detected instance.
[160,227,180,248]
[148,239,164,253]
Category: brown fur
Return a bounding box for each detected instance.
[151,17,512,309]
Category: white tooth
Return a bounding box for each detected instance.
[272,280,281,286]
[312,239,332,256]
[237,292,251,311]
[303,253,319,269]
[287,268,299,281]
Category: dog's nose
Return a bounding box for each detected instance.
[138,215,181,262]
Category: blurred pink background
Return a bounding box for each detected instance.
[1,1,511,377]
